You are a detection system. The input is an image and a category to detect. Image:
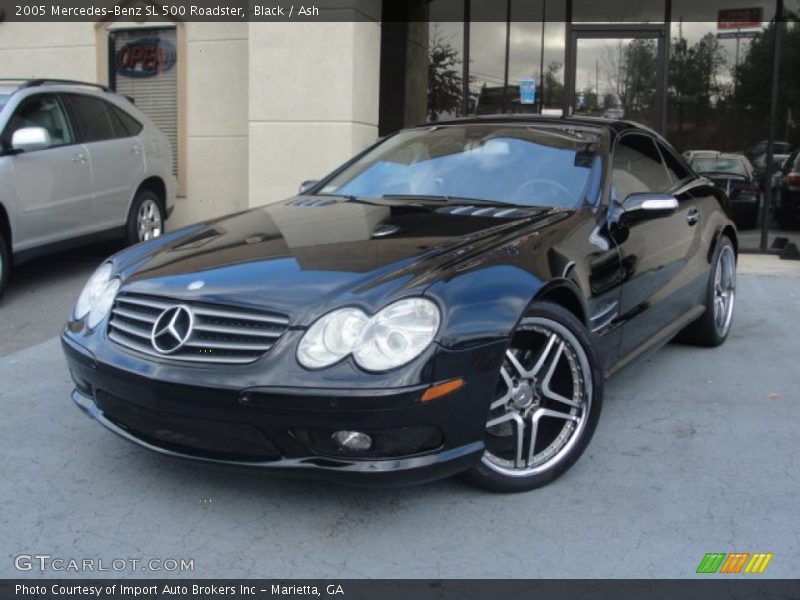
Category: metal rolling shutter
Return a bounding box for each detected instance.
[110,28,178,176]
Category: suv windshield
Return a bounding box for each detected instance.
[320,124,604,208]
[691,156,748,176]
[0,94,9,111]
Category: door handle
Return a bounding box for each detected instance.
[687,208,700,226]
[130,145,141,155]
[72,152,87,164]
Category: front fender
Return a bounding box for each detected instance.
[424,264,544,351]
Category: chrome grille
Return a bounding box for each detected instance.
[107,293,290,365]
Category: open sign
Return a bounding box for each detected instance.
[116,38,176,78]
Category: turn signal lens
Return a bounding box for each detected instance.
[421,378,465,402]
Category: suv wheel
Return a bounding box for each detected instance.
[0,229,9,299]
[126,189,165,245]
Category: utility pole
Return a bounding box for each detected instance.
[539,0,546,113]
[762,1,784,251]
[501,0,511,113]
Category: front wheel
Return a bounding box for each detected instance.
[126,189,165,245]
[464,302,603,493]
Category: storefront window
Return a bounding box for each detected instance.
[664,0,800,251]
[464,2,507,115]
[109,27,178,176]
[507,2,566,114]
[427,21,465,121]
[573,36,659,127]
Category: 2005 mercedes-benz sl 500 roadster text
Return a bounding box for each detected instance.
[62,117,737,492]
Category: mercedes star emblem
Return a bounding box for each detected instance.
[151,305,194,354]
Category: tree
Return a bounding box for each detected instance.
[735,19,799,144]
[603,39,657,118]
[668,32,728,134]
[542,61,565,108]
[427,31,462,122]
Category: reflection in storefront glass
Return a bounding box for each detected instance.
[573,37,659,129]
[667,0,793,249]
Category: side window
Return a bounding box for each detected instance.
[656,141,690,184]
[66,94,117,143]
[2,94,74,149]
[107,103,143,137]
[612,134,672,201]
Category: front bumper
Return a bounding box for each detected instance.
[62,334,497,486]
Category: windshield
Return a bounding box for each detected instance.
[691,156,748,176]
[0,94,9,111]
[320,124,604,208]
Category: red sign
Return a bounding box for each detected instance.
[717,7,763,30]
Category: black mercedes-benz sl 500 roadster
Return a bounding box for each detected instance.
[62,117,737,492]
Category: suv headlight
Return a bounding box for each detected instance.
[74,262,121,329]
[297,298,440,372]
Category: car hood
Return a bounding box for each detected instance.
[116,197,568,321]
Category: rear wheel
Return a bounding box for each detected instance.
[126,189,164,245]
[464,302,603,492]
[679,236,736,347]
[0,229,8,299]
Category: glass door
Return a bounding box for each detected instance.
[566,26,668,132]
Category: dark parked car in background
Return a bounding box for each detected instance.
[686,151,761,229]
[746,140,793,189]
[62,117,737,492]
[771,151,800,227]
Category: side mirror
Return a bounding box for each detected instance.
[298,180,319,195]
[618,192,678,224]
[11,127,51,153]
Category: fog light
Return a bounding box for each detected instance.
[331,430,372,451]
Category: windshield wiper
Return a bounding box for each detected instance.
[381,194,516,207]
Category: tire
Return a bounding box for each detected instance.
[126,189,165,245]
[464,301,603,493]
[0,229,9,300]
[678,236,736,347]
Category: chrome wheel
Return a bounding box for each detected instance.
[482,317,592,477]
[137,199,163,242]
[713,245,736,338]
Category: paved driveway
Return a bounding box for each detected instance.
[1,249,798,579]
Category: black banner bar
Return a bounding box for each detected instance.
[2,580,800,600]
[0,0,794,23]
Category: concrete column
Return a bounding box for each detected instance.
[247,17,381,207]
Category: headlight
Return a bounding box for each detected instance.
[297,298,440,372]
[353,298,440,371]
[74,263,114,320]
[86,278,121,329]
[296,308,369,369]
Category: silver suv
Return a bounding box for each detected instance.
[0,79,175,298]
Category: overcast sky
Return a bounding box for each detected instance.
[429,0,796,100]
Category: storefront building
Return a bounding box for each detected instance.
[0,0,798,250]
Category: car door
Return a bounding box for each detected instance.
[64,93,145,232]
[610,132,703,360]
[0,93,92,250]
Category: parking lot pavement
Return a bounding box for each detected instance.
[737,217,800,251]
[1,257,799,579]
